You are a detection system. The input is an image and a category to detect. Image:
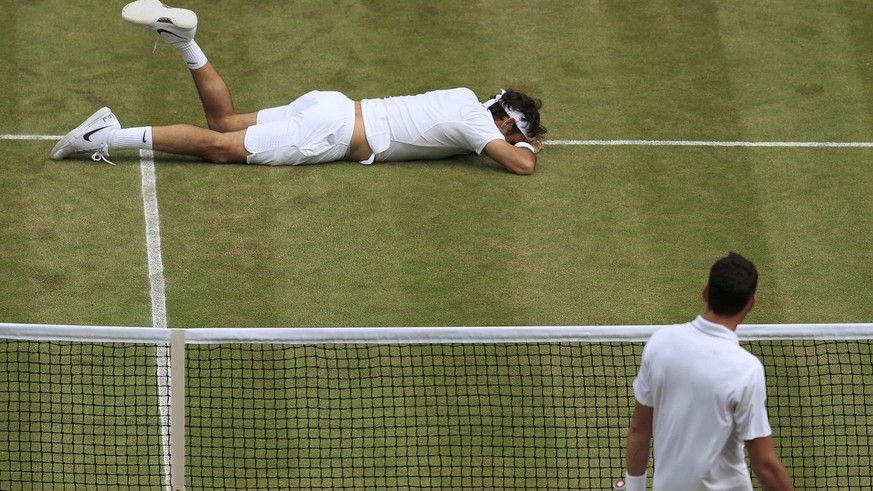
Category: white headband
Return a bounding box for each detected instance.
[483,89,531,139]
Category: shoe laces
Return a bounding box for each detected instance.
[91,143,116,166]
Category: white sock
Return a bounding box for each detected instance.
[173,39,208,70]
[107,127,153,151]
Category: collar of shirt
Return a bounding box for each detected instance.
[691,315,740,345]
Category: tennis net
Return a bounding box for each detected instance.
[0,323,870,490]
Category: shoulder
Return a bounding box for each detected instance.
[427,87,482,106]
[639,324,685,361]
[647,322,688,344]
[447,87,478,98]
[722,343,766,392]
[737,348,765,375]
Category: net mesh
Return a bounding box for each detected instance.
[185,342,637,490]
[0,340,170,489]
[1,325,871,490]
[757,339,872,489]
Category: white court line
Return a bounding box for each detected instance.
[140,149,168,329]
[546,139,873,147]
[138,149,173,491]
[7,133,873,147]
[155,344,172,491]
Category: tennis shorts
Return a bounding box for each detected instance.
[245,90,355,165]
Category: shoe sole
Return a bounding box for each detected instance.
[122,1,197,29]
[50,107,113,160]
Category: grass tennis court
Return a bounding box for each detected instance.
[1,0,872,490]
[2,0,871,327]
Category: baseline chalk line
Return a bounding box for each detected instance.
[6,133,873,148]
[545,139,873,148]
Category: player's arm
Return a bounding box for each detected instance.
[622,401,653,490]
[745,436,795,491]
[483,138,541,175]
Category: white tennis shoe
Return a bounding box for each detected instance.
[50,107,121,165]
[122,0,198,47]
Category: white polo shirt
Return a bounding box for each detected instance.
[633,316,772,491]
[360,88,505,163]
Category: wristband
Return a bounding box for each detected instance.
[624,472,647,491]
[514,141,537,154]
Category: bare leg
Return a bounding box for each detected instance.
[152,125,250,164]
[143,63,257,163]
[189,62,258,133]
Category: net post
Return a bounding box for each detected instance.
[170,329,187,491]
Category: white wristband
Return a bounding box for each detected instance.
[624,472,647,491]
[514,141,537,154]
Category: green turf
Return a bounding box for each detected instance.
[3,0,872,327]
[0,141,153,325]
[1,4,873,488]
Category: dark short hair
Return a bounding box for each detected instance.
[707,252,758,316]
[486,89,548,140]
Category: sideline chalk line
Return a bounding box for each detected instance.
[139,149,168,329]
[139,148,173,491]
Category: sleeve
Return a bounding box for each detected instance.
[461,105,505,155]
[632,344,654,407]
[734,362,772,441]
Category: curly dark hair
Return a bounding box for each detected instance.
[707,252,758,316]
[486,89,547,140]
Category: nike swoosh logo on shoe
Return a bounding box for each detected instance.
[156,28,184,39]
[84,125,112,142]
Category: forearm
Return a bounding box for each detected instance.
[625,402,653,478]
[625,427,651,476]
[753,462,795,491]
[503,144,536,175]
[483,139,537,175]
[747,436,795,491]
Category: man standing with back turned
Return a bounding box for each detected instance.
[621,252,795,491]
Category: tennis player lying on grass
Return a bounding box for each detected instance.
[50,0,546,175]
[621,253,795,491]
